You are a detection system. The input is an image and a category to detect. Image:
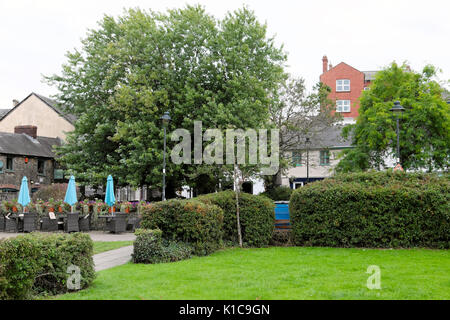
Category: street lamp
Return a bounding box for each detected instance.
[305,137,311,185]
[390,101,405,166]
[160,111,171,201]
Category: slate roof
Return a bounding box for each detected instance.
[0,93,77,125]
[0,109,10,120]
[0,132,61,158]
[288,125,353,150]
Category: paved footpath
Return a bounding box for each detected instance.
[94,245,134,271]
[0,231,136,271]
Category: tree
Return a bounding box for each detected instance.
[45,6,287,194]
[264,76,340,189]
[336,62,450,172]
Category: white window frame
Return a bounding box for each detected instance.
[336,79,350,92]
[336,100,351,112]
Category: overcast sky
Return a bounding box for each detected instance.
[1,0,449,108]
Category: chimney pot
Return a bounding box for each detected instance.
[13,99,19,107]
[14,125,38,139]
[322,55,328,73]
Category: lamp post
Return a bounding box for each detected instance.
[305,137,311,185]
[160,111,171,201]
[390,101,405,166]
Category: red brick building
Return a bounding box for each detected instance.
[320,55,376,122]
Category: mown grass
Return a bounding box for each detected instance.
[93,241,134,254]
[56,246,449,300]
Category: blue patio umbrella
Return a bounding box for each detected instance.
[104,175,116,209]
[64,175,78,212]
[18,176,31,213]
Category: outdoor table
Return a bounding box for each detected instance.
[99,213,127,234]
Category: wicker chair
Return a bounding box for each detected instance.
[23,213,38,233]
[4,214,18,232]
[105,213,127,234]
[126,216,142,232]
[41,214,59,232]
[0,214,5,231]
[79,214,90,232]
[64,213,80,233]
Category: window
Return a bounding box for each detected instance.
[336,79,350,92]
[337,100,351,112]
[320,150,330,166]
[38,159,45,175]
[292,151,302,167]
[6,156,13,171]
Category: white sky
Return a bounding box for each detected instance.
[1,0,449,108]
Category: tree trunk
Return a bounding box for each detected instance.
[234,164,243,248]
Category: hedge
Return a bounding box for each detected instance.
[132,229,192,264]
[0,233,95,299]
[198,191,275,247]
[140,199,224,256]
[290,171,450,248]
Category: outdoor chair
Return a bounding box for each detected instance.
[64,213,80,233]
[41,213,58,232]
[0,214,4,231]
[126,216,141,232]
[23,213,38,233]
[105,213,127,234]
[4,214,18,233]
[79,214,90,232]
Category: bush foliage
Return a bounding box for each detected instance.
[0,233,95,299]
[198,191,275,247]
[290,171,450,248]
[140,199,224,256]
[132,229,192,264]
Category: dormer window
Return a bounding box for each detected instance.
[336,79,350,92]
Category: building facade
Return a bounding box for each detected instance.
[0,93,75,141]
[320,55,376,123]
[0,126,62,200]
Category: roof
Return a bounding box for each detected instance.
[288,125,352,150]
[363,71,378,81]
[0,93,77,125]
[0,109,10,120]
[0,132,61,158]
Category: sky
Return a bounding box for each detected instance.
[0,0,449,109]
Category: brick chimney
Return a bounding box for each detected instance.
[12,99,19,107]
[14,125,38,139]
[322,55,328,73]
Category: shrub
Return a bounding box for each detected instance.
[0,233,95,299]
[290,171,450,249]
[132,229,192,264]
[261,186,292,201]
[140,199,224,256]
[198,191,275,247]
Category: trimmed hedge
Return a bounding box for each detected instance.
[290,171,450,248]
[198,191,275,247]
[0,233,95,299]
[261,186,293,201]
[140,199,224,256]
[132,229,192,264]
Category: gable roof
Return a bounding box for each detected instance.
[323,62,364,75]
[288,125,352,150]
[0,132,61,158]
[0,93,77,125]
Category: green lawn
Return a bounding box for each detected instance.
[93,241,134,254]
[57,247,449,300]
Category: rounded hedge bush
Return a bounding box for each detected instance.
[198,191,275,247]
[140,199,224,256]
[290,171,450,248]
[0,232,95,299]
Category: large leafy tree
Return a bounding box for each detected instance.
[337,62,450,172]
[46,6,286,193]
